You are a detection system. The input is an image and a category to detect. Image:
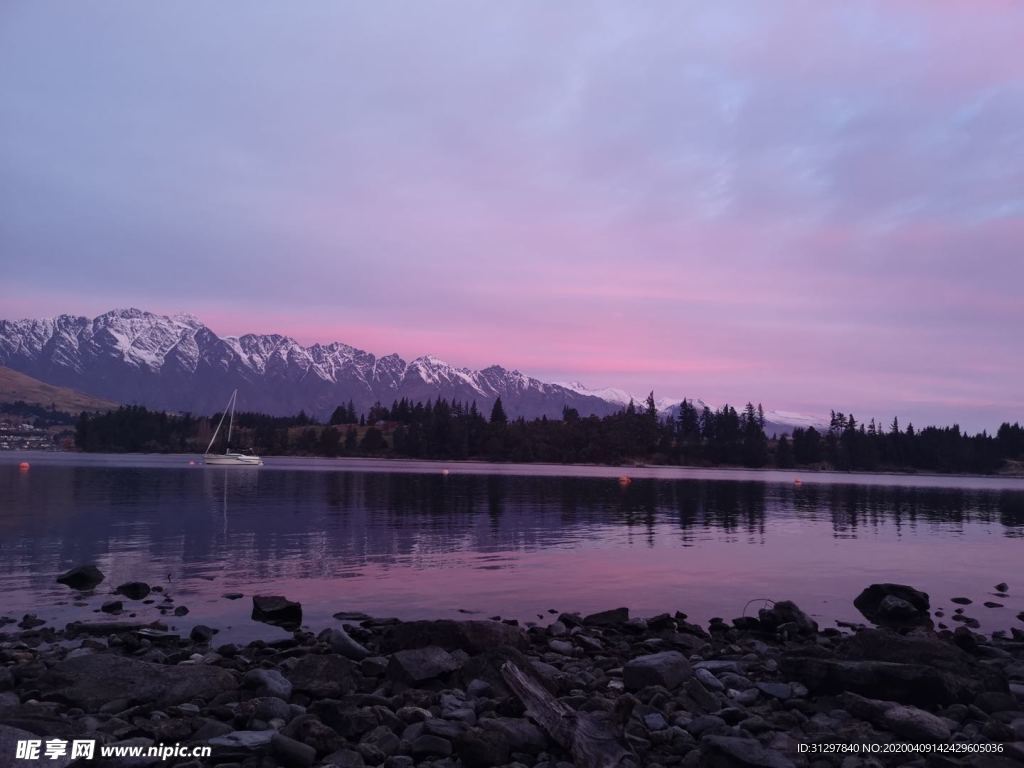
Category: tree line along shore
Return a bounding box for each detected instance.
[21,394,1021,475]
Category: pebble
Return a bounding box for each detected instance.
[3,587,1023,768]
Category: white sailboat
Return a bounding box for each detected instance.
[204,389,263,466]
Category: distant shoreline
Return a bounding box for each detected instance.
[6,449,1024,488]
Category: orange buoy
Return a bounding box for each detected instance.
[441,469,449,476]
[18,462,30,471]
[618,475,631,488]
[794,478,802,486]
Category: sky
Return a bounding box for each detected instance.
[1,2,1022,431]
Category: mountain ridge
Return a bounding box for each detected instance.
[0,366,117,413]
[0,308,825,430]
[0,308,621,420]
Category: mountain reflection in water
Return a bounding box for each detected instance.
[1,456,1022,641]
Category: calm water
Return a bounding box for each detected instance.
[2,452,1023,643]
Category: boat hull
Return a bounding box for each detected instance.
[204,453,263,467]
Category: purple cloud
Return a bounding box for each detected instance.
[0,2,1021,430]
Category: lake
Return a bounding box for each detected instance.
[2,452,1023,642]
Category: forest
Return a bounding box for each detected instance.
[72,394,1024,475]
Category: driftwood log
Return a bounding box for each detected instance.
[501,661,638,768]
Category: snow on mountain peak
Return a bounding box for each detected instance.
[0,308,827,427]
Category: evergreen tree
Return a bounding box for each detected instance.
[490,398,508,425]
[776,434,794,468]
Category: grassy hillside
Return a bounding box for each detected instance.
[0,366,117,413]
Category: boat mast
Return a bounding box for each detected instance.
[204,389,238,455]
[225,389,237,453]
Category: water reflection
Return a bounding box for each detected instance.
[1,462,1022,638]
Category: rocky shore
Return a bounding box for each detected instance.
[2,578,1024,768]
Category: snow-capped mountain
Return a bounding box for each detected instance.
[556,381,704,414]
[558,381,825,434]
[0,309,620,419]
[0,308,827,430]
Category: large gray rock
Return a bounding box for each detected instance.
[840,692,951,742]
[782,657,972,706]
[882,705,951,742]
[246,696,292,722]
[837,629,1006,698]
[758,600,817,635]
[283,714,343,756]
[410,734,452,757]
[623,651,692,691]
[209,729,276,748]
[456,727,511,768]
[271,732,316,767]
[115,581,152,600]
[388,646,460,684]
[46,653,236,710]
[583,607,629,626]
[55,565,104,590]
[381,620,528,654]
[854,584,931,628]
[320,627,370,660]
[243,668,293,700]
[478,717,548,753]
[700,735,796,768]
[284,654,356,698]
[252,595,302,628]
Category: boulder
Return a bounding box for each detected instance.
[100,600,122,614]
[247,696,292,722]
[854,584,931,628]
[116,581,152,600]
[271,732,316,768]
[360,724,400,756]
[410,734,452,758]
[46,653,236,710]
[209,729,276,748]
[478,716,548,753]
[839,628,1006,694]
[623,651,692,691]
[839,692,950,742]
[56,565,104,590]
[695,667,725,692]
[882,705,951,742]
[782,656,970,706]
[321,748,365,768]
[974,691,1018,713]
[190,625,216,644]
[380,620,528,654]
[757,600,817,635]
[252,595,302,628]
[388,646,461,684]
[700,735,796,768]
[756,682,792,700]
[243,668,293,700]
[583,607,629,626]
[285,654,356,698]
[319,627,370,660]
[456,727,511,768]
